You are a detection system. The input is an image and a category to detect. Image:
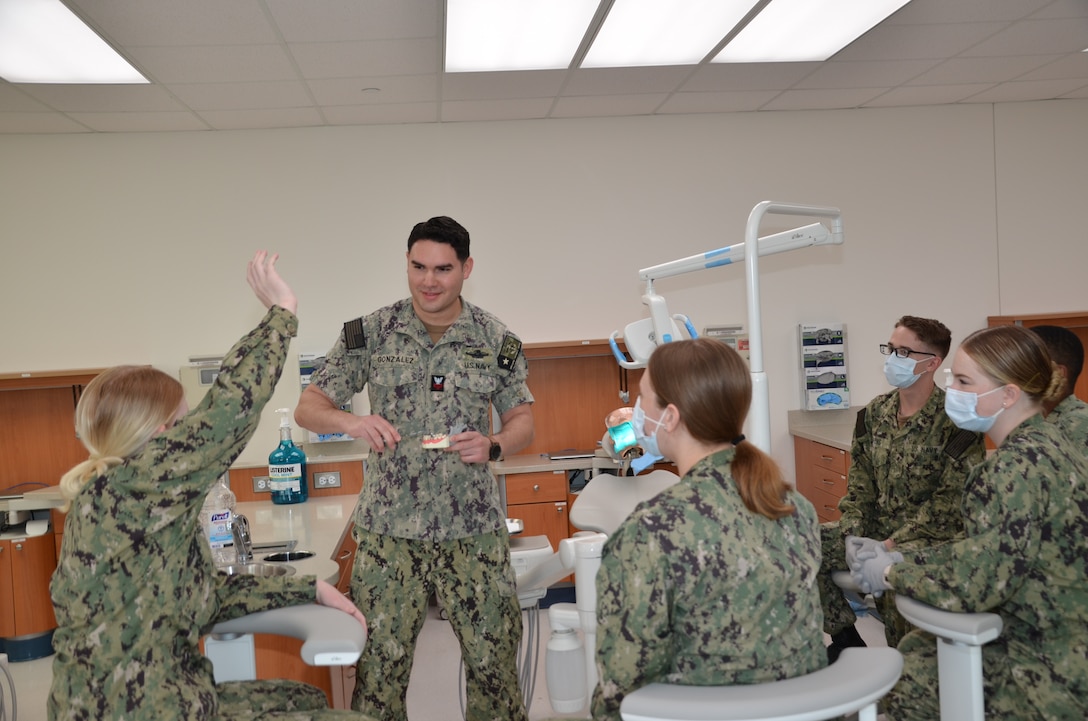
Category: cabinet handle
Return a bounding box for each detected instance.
[820,455,835,463]
[820,478,837,486]
[555,504,565,514]
[15,542,23,551]
[533,484,540,492]
[337,550,352,560]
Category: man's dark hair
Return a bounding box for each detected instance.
[407,216,470,261]
[896,315,952,358]
[1030,325,1084,387]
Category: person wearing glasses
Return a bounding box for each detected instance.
[820,315,986,662]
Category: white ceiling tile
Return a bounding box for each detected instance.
[681,63,820,92]
[659,90,780,114]
[307,75,438,106]
[65,112,208,133]
[797,60,941,90]
[0,84,54,112]
[196,107,326,130]
[963,78,1088,103]
[15,84,185,113]
[833,23,1009,61]
[562,67,693,96]
[862,83,997,107]
[169,82,314,111]
[1017,53,1088,81]
[0,112,91,133]
[440,98,554,122]
[290,39,439,79]
[551,94,669,118]
[67,0,278,45]
[887,0,1050,25]
[127,45,299,84]
[323,102,440,125]
[265,0,439,42]
[762,88,887,111]
[961,18,1088,56]
[909,55,1062,85]
[442,71,566,101]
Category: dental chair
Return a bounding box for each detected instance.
[832,571,1002,721]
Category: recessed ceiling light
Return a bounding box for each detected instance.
[583,0,759,68]
[714,0,913,63]
[0,0,147,83]
[445,0,599,72]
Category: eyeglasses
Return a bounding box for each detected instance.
[879,344,936,359]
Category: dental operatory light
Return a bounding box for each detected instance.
[612,202,845,453]
[445,0,914,72]
[0,0,147,83]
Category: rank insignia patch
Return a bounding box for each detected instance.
[498,335,522,371]
[431,375,446,392]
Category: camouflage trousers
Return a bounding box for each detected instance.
[217,679,377,720]
[350,528,528,721]
[818,526,911,648]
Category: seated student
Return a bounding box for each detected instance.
[851,325,1088,721]
[1030,324,1088,451]
[590,338,825,721]
[48,252,374,721]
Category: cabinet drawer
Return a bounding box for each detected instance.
[506,471,567,505]
[811,444,849,474]
[809,467,847,498]
[809,483,843,523]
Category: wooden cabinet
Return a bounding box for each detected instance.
[793,437,850,523]
[0,530,58,639]
[505,470,569,555]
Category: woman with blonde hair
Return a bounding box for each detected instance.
[48,252,372,721]
[591,337,825,721]
[851,324,1088,720]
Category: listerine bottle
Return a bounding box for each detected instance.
[269,408,307,505]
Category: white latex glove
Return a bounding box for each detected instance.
[849,545,903,598]
[845,535,885,569]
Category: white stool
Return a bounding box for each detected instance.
[619,646,902,721]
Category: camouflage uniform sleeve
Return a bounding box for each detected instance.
[207,575,317,629]
[591,518,674,721]
[490,330,533,415]
[308,317,371,406]
[836,406,878,538]
[889,450,1043,612]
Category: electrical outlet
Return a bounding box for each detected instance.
[252,476,271,493]
[314,471,341,489]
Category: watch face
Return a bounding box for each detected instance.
[489,442,502,461]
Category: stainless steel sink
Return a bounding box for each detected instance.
[219,562,296,577]
[264,550,315,563]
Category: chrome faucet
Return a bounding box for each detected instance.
[232,513,252,564]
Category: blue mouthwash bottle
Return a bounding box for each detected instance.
[269,408,307,505]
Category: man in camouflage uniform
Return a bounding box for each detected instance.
[1030,324,1088,452]
[820,316,985,660]
[296,217,535,721]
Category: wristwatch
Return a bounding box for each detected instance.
[488,438,503,462]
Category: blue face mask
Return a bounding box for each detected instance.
[944,386,1005,433]
[631,396,666,458]
[883,353,922,389]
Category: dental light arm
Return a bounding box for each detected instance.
[611,201,844,452]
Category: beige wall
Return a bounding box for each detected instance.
[2,99,1086,474]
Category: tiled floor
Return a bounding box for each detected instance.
[3,609,887,721]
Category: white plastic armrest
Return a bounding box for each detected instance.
[620,647,902,721]
[211,605,367,666]
[895,595,1003,646]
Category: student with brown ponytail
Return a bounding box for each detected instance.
[589,337,825,721]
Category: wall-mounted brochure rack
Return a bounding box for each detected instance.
[799,323,850,410]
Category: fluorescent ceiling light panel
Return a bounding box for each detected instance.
[582,0,760,68]
[445,0,600,72]
[713,0,913,63]
[0,0,147,83]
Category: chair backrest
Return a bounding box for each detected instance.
[569,469,680,534]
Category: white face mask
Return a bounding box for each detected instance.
[944,386,1005,433]
[884,353,922,388]
[631,396,666,458]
